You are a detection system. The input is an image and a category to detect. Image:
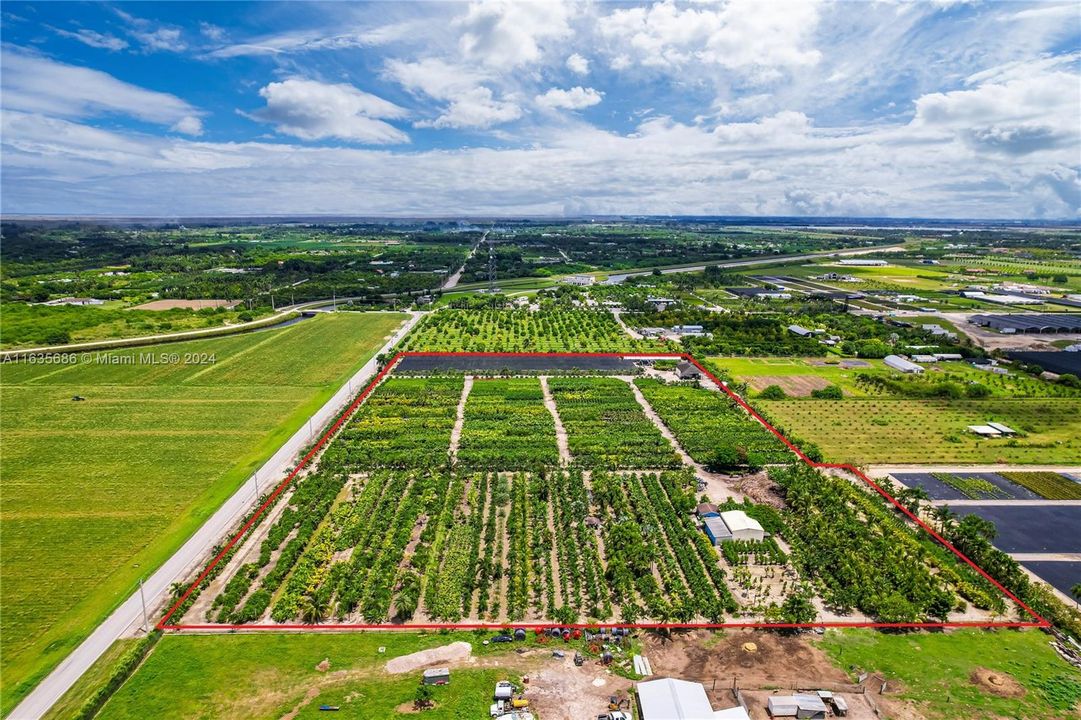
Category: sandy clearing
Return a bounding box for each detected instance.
[385,641,473,674]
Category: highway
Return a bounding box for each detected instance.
[9,311,424,720]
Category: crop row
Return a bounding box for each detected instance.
[400,309,659,353]
[634,378,792,468]
[457,379,560,470]
[324,377,462,469]
[772,464,982,623]
[548,377,682,469]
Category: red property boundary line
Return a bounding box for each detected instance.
[159,351,1049,632]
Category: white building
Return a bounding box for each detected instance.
[884,355,924,374]
[636,678,749,720]
[564,274,595,286]
[718,510,765,542]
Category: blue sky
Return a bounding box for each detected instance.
[1,1,1078,217]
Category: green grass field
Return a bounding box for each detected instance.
[818,629,1081,719]
[0,312,406,716]
[762,397,1081,464]
[95,632,530,720]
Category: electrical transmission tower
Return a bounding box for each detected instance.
[487,231,497,293]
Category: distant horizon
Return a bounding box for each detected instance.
[2,213,1078,227]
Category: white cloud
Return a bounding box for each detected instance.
[171,116,204,136]
[0,48,204,132]
[457,0,575,68]
[415,87,522,129]
[911,57,1080,155]
[536,86,603,110]
[133,27,186,53]
[566,53,589,75]
[385,58,521,129]
[51,27,129,51]
[247,78,409,144]
[199,22,226,42]
[598,0,821,81]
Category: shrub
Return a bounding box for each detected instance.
[810,384,843,400]
[759,384,787,400]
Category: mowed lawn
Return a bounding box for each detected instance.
[96,633,526,720]
[762,397,1081,464]
[0,312,405,715]
[818,629,1081,719]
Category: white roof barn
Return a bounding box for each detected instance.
[637,678,715,720]
[718,510,765,541]
[884,355,924,374]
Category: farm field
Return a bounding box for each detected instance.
[818,628,1081,720]
[94,632,536,720]
[709,356,885,397]
[893,471,1080,501]
[760,398,1081,464]
[546,377,681,468]
[457,378,559,470]
[399,309,665,352]
[0,312,406,715]
[633,378,793,466]
[189,467,735,625]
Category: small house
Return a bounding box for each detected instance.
[639,327,667,337]
[676,361,702,380]
[788,324,812,337]
[564,275,595,286]
[423,668,450,685]
[646,296,678,311]
[671,325,705,335]
[934,353,963,361]
[911,354,938,363]
[695,502,719,518]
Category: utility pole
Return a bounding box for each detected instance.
[487,232,496,294]
[138,577,149,633]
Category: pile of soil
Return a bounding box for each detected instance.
[385,641,472,674]
[970,668,1025,698]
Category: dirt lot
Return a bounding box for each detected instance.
[640,630,918,720]
[746,375,831,396]
[131,298,240,310]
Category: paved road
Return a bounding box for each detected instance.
[601,244,903,284]
[441,232,485,291]
[9,311,423,720]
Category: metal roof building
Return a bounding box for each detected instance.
[718,510,765,541]
[636,678,715,720]
[884,355,924,374]
[702,516,732,545]
[970,314,1081,334]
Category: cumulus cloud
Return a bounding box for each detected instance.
[247,78,409,144]
[51,27,129,51]
[457,0,576,68]
[385,58,522,129]
[597,0,821,81]
[0,48,204,132]
[536,86,603,110]
[566,53,589,75]
[415,87,522,129]
[911,57,1080,155]
[199,22,226,42]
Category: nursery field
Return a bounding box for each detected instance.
[0,311,406,715]
[546,377,681,468]
[760,398,1081,464]
[458,378,559,470]
[634,377,793,466]
[192,468,735,625]
[399,309,664,352]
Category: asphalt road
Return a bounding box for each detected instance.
[9,311,423,720]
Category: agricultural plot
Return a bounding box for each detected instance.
[951,506,1081,554]
[0,312,407,715]
[193,468,733,625]
[633,378,792,466]
[761,398,1081,464]
[892,472,1038,501]
[773,465,1006,621]
[546,377,681,468]
[399,309,663,352]
[457,378,559,470]
[322,377,463,469]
